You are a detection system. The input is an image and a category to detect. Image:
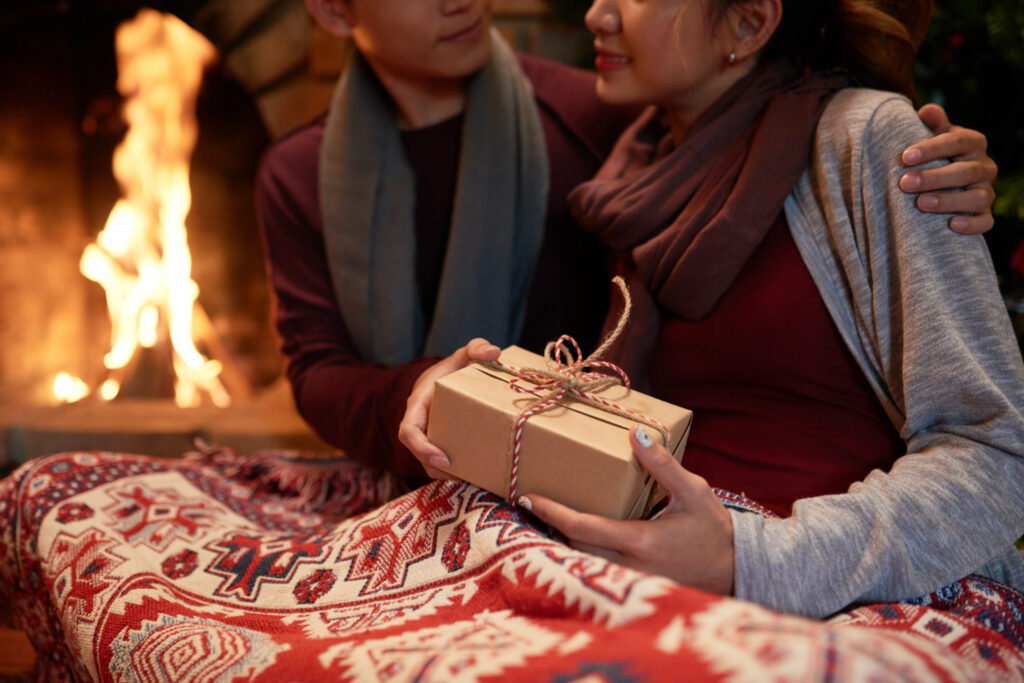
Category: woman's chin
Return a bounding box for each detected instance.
[595,82,641,107]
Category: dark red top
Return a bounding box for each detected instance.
[649,213,904,516]
[255,54,639,482]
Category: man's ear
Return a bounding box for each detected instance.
[305,0,354,38]
[726,0,782,62]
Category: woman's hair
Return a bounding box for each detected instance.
[707,0,933,101]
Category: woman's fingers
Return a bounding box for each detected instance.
[629,427,704,511]
[521,494,633,553]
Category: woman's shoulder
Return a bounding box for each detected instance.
[817,88,931,159]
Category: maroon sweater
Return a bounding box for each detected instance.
[255,54,639,482]
[650,214,904,517]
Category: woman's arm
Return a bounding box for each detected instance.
[525,91,1024,619]
[752,89,1024,617]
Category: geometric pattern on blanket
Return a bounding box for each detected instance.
[2,449,1023,682]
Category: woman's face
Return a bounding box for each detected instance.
[344,0,493,86]
[585,0,736,123]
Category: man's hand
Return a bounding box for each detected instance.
[398,338,501,479]
[902,103,998,234]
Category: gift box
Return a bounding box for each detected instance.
[426,344,692,520]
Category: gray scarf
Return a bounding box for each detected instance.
[319,31,548,365]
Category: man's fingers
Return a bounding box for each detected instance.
[398,338,500,480]
[949,213,995,236]
[902,128,988,167]
[398,377,450,469]
[465,338,501,362]
[917,103,950,135]
[397,418,450,468]
[914,186,995,216]
[901,160,997,195]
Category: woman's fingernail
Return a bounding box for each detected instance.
[517,496,533,511]
[919,195,939,210]
[903,148,922,165]
[635,427,653,448]
[950,216,968,232]
[429,455,450,468]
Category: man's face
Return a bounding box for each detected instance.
[344,0,494,86]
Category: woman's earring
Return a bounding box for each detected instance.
[729,51,737,65]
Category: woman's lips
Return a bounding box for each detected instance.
[594,47,630,72]
[443,19,485,43]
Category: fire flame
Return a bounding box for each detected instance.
[58,10,228,407]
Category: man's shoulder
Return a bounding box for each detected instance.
[516,51,598,98]
[258,112,327,185]
[516,52,639,159]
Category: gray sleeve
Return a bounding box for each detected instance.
[733,89,1024,619]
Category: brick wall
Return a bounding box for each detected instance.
[189,0,587,137]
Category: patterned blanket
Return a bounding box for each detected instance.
[2,446,1023,681]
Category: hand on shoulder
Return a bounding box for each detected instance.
[900,104,998,235]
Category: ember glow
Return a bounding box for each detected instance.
[57,9,226,407]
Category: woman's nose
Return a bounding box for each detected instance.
[585,0,621,35]
[441,0,474,16]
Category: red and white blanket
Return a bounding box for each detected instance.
[2,447,1022,681]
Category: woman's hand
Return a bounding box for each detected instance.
[520,426,735,596]
[902,103,998,235]
[398,338,501,479]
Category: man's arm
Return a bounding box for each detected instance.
[255,129,435,481]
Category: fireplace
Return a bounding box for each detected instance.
[0,1,338,465]
[0,0,573,469]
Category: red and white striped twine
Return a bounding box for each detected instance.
[478,277,670,504]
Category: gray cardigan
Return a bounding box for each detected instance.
[731,88,1024,618]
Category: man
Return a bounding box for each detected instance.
[257,0,999,484]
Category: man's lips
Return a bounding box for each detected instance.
[594,47,630,71]
[442,19,485,43]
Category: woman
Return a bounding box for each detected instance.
[259,0,995,486]
[407,0,1024,618]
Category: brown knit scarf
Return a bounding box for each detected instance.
[569,61,851,323]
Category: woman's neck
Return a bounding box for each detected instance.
[661,61,757,146]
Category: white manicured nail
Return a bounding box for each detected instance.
[517,496,533,511]
[635,427,653,448]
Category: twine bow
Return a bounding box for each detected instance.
[480,276,670,503]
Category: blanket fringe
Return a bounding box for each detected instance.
[185,439,405,517]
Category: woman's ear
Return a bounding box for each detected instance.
[727,0,782,62]
[305,0,354,38]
